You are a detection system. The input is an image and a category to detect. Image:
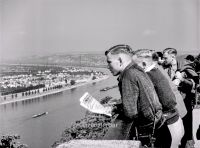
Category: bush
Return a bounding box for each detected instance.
[0,135,28,148]
[70,80,76,85]
[92,76,97,80]
[100,96,112,105]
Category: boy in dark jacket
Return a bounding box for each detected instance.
[104,45,167,147]
[133,49,184,148]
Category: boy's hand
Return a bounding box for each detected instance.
[111,104,123,116]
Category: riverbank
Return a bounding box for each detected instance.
[0,75,109,105]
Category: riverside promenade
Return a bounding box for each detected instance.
[0,75,109,105]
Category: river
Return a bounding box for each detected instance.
[0,68,120,148]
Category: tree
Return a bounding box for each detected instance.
[92,76,97,80]
[70,80,76,85]
[0,135,28,148]
[65,79,68,84]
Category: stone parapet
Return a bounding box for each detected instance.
[56,140,141,148]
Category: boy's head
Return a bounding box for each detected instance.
[105,44,133,76]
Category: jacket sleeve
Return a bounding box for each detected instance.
[179,78,194,93]
[120,71,139,121]
[179,67,198,92]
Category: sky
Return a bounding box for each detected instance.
[0,0,200,61]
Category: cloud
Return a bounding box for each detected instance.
[143,29,156,36]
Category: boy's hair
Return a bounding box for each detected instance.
[185,55,195,62]
[152,52,163,61]
[105,44,133,56]
[156,52,163,58]
[163,48,177,56]
[133,49,155,59]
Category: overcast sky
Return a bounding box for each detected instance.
[0,0,199,61]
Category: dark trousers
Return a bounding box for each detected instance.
[103,118,133,140]
[154,123,171,148]
[103,118,171,148]
[135,123,171,148]
[180,105,193,148]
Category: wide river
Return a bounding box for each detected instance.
[0,68,120,148]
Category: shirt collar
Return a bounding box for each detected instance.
[144,63,156,72]
[118,61,136,82]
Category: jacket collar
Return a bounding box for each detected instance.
[118,61,138,82]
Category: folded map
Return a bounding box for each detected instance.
[80,92,112,116]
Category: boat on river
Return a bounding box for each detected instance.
[100,85,118,91]
[32,112,48,118]
[100,87,110,91]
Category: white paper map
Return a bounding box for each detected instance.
[79,92,112,116]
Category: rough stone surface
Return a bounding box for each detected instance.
[56,140,141,148]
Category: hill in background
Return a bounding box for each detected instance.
[2,54,107,68]
[1,53,198,68]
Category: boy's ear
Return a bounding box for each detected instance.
[142,61,146,67]
[171,54,176,59]
[119,57,122,64]
[119,57,124,67]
